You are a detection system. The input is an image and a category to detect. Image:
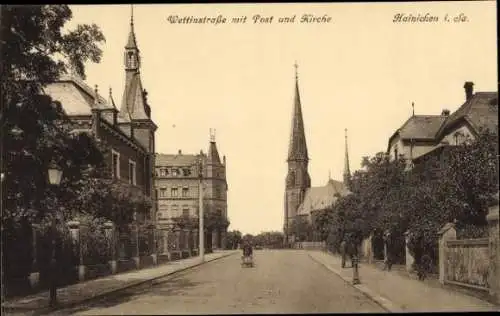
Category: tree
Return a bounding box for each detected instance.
[1,5,105,294]
[252,231,285,249]
[289,216,313,242]
[225,230,242,249]
[1,5,106,226]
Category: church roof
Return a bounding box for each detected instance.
[287,68,309,162]
[297,179,350,216]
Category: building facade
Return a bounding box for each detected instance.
[154,136,228,254]
[42,11,157,260]
[387,81,498,164]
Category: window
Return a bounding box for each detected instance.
[171,187,178,197]
[215,187,221,199]
[182,206,189,217]
[183,168,191,176]
[111,150,120,179]
[394,146,398,160]
[172,205,179,217]
[128,160,136,185]
[159,168,166,177]
[182,187,189,197]
[159,187,167,197]
[172,168,178,177]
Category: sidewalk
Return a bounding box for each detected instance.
[308,250,499,313]
[2,250,237,315]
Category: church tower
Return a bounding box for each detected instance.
[343,128,352,190]
[284,63,311,244]
[119,6,157,203]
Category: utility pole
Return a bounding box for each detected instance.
[198,158,205,262]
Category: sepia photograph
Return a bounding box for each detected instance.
[1,1,498,314]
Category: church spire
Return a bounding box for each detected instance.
[343,128,351,187]
[126,5,138,50]
[287,62,309,162]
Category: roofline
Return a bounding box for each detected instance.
[436,115,478,141]
[387,114,449,152]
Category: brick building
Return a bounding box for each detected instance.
[154,134,228,256]
[43,12,157,260]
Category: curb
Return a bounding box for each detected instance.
[307,252,403,313]
[3,251,238,316]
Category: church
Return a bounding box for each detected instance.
[283,64,351,245]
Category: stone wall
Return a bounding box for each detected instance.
[438,200,500,303]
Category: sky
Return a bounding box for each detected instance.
[66,2,497,235]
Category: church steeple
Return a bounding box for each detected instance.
[287,62,309,162]
[120,5,150,121]
[284,63,311,244]
[343,128,352,188]
[124,5,140,71]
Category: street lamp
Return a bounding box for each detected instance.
[47,159,63,307]
[198,158,205,263]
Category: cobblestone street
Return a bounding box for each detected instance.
[51,250,385,314]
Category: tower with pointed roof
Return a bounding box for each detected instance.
[343,128,352,189]
[204,129,228,249]
[284,63,311,244]
[119,5,158,199]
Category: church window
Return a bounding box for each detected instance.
[394,146,399,160]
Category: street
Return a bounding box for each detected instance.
[51,250,385,314]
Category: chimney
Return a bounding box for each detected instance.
[441,109,450,116]
[464,81,474,101]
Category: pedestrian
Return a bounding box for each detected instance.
[417,254,432,281]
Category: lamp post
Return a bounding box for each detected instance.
[165,218,174,261]
[198,158,205,263]
[352,255,360,284]
[47,160,63,307]
[1,170,5,302]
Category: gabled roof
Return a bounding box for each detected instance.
[43,75,115,116]
[387,115,447,152]
[297,179,350,216]
[436,92,498,138]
